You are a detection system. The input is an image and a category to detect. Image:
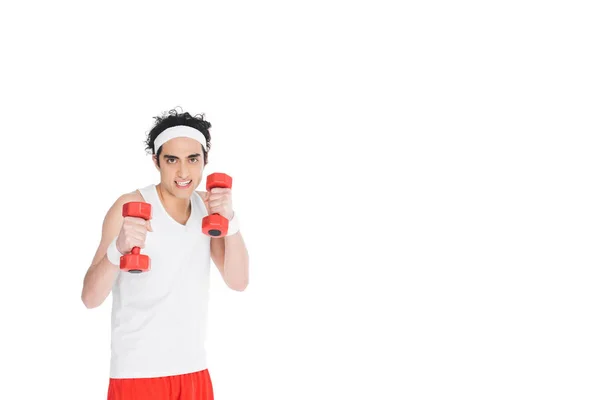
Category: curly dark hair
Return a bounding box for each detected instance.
[144,107,212,167]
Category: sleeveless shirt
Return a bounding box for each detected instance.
[109,184,211,378]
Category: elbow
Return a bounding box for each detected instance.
[81,289,102,309]
[229,281,248,292]
[81,294,97,309]
[226,276,249,292]
[82,297,95,309]
[228,282,248,292]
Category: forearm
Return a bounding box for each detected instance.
[222,232,249,291]
[82,255,120,308]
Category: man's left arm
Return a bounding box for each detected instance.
[199,189,249,291]
[210,232,249,291]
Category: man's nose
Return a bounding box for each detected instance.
[178,162,189,177]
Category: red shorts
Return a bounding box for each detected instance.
[107,369,214,400]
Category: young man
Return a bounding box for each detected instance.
[81,109,249,400]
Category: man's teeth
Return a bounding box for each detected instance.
[176,180,191,186]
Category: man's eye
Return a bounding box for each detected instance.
[190,158,198,163]
[167,158,176,163]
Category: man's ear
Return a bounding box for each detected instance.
[152,154,160,170]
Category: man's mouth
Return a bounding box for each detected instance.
[175,180,192,188]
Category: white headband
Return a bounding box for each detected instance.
[154,125,208,153]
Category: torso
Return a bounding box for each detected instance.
[109,183,212,379]
[128,186,208,225]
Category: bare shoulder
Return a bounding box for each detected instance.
[107,190,140,211]
[103,190,144,226]
[118,190,145,204]
[87,190,144,268]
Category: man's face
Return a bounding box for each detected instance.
[154,137,205,198]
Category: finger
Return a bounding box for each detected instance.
[126,240,145,250]
[201,192,211,208]
[207,192,224,201]
[130,232,147,243]
[132,240,147,249]
[209,200,227,209]
[212,205,228,215]
[131,226,149,237]
[125,216,147,226]
[128,216,147,225]
[146,220,153,232]
[210,188,231,194]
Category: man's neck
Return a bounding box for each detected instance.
[157,183,191,215]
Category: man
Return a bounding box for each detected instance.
[81,109,249,400]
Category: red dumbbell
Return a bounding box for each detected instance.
[202,173,233,238]
[120,201,152,273]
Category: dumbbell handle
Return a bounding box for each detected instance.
[209,183,226,215]
[120,201,152,273]
[209,183,229,218]
[207,173,232,217]
[203,173,232,237]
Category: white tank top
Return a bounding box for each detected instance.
[109,184,211,378]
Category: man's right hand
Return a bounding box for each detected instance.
[116,216,153,254]
[82,192,152,309]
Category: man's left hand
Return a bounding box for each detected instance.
[204,188,234,220]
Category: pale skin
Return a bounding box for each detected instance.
[81,136,249,309]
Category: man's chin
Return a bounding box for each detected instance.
[172,182,197,196]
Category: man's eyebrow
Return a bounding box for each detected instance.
[163,153,202,159]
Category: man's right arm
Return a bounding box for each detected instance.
[81,193,133,309]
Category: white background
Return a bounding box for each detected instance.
[1,1,599,399]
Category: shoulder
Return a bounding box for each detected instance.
[104,190,144,220]
[96,190,143,240]
[116,190,145,205]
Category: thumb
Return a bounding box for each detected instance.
[147,220,153,232]
[200,191,210,207]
